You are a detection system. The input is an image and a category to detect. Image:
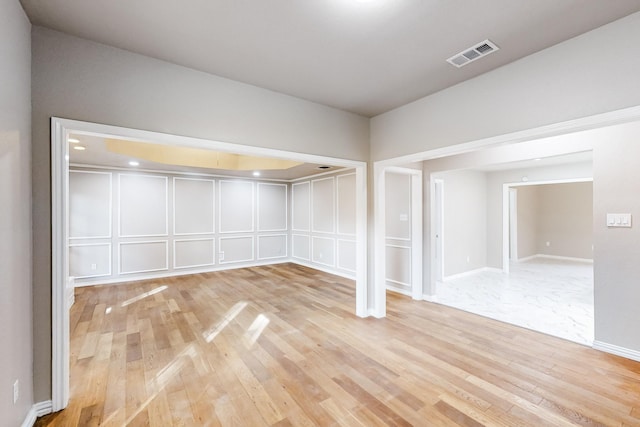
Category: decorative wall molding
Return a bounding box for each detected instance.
[311,176,336,234]
[173,238,215,269]
[118,240,169,275]
[257,234,288,260]
[257,182,288,232]
[291,181,311,232]
[68,169,112,239]
[68,242,112,279]
[292,234,311,261]
[311,236,336,267]
[336,173,356,237]
[218,236,255,264]
[118,173,169,238]
[443,266,503,282]
[21,400,53,427]
[173,177,215,236]
[218,180,255,233]
[336,239,356,273]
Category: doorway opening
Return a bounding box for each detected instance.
[51,118,368,411]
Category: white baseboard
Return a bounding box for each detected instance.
[593,341,640,362]
[289,259,356,280]
[21,400,52,427]
[422,294,437,302]
[443,267,503,282]
[386,285,412,297]
[518,254,593,264]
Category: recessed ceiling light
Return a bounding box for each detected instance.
[129,161,140,167]
[253,171,261,177]
[73,145,86,151]
[68,138,80,143]
[534,158,542,161]
[317,166,331,170]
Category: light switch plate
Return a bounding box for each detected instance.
[607,213,632,227]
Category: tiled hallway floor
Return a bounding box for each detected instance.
[436,257,594,345]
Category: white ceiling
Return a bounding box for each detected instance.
[20,0,640,117]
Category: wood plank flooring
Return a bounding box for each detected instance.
[36,263,640,426]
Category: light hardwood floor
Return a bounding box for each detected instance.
[37,263,640,426]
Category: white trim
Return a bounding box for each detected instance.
[373,162,387,318]
[431,178,445,291]
[173,238,216,269]
[68,242,112,279]
[422,294,438,303]
[118,173,169,238]
[71,162,292,182]
[289,259,356,280]
[311,176,336,234]
[386,284,412,297]
[386,278,411,288]
[257,182,288,232]
[118,240,169,275]
[443,267,503,282]
[289,167,352,182]
[386,236,411,242]
[311,236,336,268]
[410,170,423,301]
[385,243,411,249]
[218,180,255,233]
[172,177,215,236]
[21,400,53,427]
[593,341,640,363]
[336,172,357,237]
[518,254,594,264]
[336,238,357,273]
[291,181,311,232]
[68,170,113,239]
[385,244,412,287]
[51,118,368,410]
[502,177,594,272]
[373,105,640,168]
[291,233,311,261]
[257,234,288,260]
[75,259,290,287]
[51,119,69,412]
[218,235,255,264]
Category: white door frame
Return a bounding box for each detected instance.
[432,178,444,287]
[51,118,368,411]
[373,105,640,321]
[383,166,423,301]
[508,188,518,261]
[501,177,594,273]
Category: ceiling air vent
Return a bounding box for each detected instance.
[447,39,499,68]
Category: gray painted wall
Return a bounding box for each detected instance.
[593,122,640,352]
[515,186,538,259]
[31,27,368,401]
[371,11,640,160]
[0,0,33,424]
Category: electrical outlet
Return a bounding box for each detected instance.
[219,251,225,261]
[13,380,18,404]
[546,241,551,247]
[466,256,470,263]
[91,263,97,270]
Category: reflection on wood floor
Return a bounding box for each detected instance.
[36,263,640,426]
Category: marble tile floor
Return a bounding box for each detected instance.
[435,257,594,345]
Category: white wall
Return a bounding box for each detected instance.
[31,27,369,400]
[371,12,640,160]
[69,168,289,285]
[0,0,33,424]
[291,171,357,278]
[384,172,412,293]
[432,170,487,277]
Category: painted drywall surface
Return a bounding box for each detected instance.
[370,12,640,160]
[515,186,538,259]
[535,182,593,259]
[385,172,412,292]
[69,168,289,285]
[432,170,487,277]
[0,0,33,424]
[485,162,592,268]
[31,27,368,400]
[592,122,640,351]
[291,170,357,277]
